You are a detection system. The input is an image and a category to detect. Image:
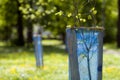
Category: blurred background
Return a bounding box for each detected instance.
[0,0,120,80]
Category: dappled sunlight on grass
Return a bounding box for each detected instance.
[103,66,120,80]
[0,40,120,80]
[0,40,68,80]
[42,39,62,46]
[103,54,120,80]
[104,42,118,49]
[0,53,68,80]
[0,41,6,47]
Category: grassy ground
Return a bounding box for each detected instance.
[0,40,120,80]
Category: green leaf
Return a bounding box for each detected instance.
[55,10,63,16]
[76,15,79,19]
[30,14,36,19]
[83,19,86,22]
[93,10,97,15]
[67,13,72,17]
[91,7,95,11]
[66,25,72,28]
[78,13,81,17]
[88,15,92,20]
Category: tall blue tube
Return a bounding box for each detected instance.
[66,27,104,80]
[33,34,43,67]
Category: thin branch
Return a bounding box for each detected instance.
[89,32,98,60]
[81,31,89,52]
[72,0,78,27]
[78,32,88,53]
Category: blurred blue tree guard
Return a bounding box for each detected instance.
[33,25,43,67]
[66,28,104,80]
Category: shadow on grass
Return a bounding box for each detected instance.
[0,46,34,54]
[43,45,67,55]
[0,43,67,58]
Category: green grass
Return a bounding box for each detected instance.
[104,42,120,50]
[0,40,120,80]
[103,54,120,80]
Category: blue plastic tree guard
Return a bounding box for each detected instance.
[66,28,104,80]
[33,34,43,67]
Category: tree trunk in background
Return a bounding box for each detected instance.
[4,26,12,41]
[26,20,33,47]
[26,0,33,47]
[16,0,24,46]
[117,0,120,48]
[61,33,66,44]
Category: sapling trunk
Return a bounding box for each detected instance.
[87,52,92,80]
